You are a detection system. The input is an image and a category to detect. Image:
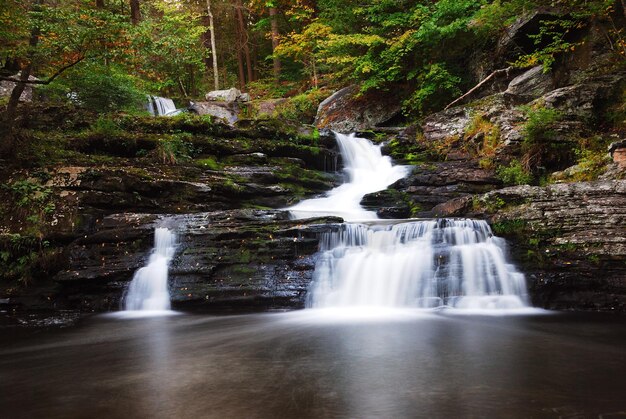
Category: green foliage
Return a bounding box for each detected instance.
[402,63,462,116]
[522,105,563,143]
[195,156,222,170]
[156,135,195,164]
[515,19,580,72]
[496,160,533,185]
[90,116,122,137]
[491,219,527,236]
[272,89,329,123]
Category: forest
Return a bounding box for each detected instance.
[2,0,624,129]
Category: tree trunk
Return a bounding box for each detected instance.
[235,0,253,85]
[270,7,281,81]
[130,0,141,25]
[206,0,220,91]
[1,23,39,156]
[234,3,246,89]
[95,0,104,7]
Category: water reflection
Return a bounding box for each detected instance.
[0,312,625,418]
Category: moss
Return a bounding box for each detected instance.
[195,156,222,170]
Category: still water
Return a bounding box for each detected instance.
[1,311,625,418]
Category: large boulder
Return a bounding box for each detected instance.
[315,85,402,133]
[190,101,239,124]
[504,65,554,103]
[205,87,249,103]
[0,73,38,102]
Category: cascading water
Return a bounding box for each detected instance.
[308,220,529,310]
[147,96,182,117]
[290,132,530,311]
[288,132,408,221]
[123,227,176,312]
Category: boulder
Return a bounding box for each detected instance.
[609,140,626,168]
[504,65,554,103]
[190,101,239,124]
[0,73,38,102]
[205,87,249,103]
[315,85,402,133]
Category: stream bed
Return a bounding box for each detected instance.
[1,310,625,418]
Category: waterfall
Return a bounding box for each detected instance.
[308,220,529,310]
[124,228,176,312]
[288,132,408,221]
[147,96,182,117]
[290,132,530,311]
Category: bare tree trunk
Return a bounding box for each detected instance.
[205,0,220,91]
[234,2,246,89]
[270,7,281,81]
[95,0,105,7]
[130,0,141,25]
[1,23,39,156]
[235,0,253,85]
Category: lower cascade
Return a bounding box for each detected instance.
[289,132,530,311]
[308,219,529,310]
[124,227,176,311]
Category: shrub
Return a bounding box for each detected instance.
[38,62,147,113]
[496,160,533,185]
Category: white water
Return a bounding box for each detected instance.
[289,132,530,312]
[288,132,408,221]
[147,96,182,117]
[308,220,529,310]
[123,228,176,313]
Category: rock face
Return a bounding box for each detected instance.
[53,210,342,312]
[472,181,626,311]
[315,85,403,132]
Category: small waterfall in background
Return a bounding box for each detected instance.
[290,133,530,312]
[123,228,176,312]
[147,96,182,117]
[308,220,529,310]
[288,132,408,221]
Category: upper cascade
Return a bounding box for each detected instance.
[147,96,182,117]
[288,132,408,221]
[308,219,529,310]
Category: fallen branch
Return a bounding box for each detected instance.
[445,66,517,110]
[0,56,86,85]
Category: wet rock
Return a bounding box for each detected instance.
[53,210,343,312]
[360,189,412,219]
[315,85,402,132]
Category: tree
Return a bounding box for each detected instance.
[130,0,141,25]
[206,0,220,90]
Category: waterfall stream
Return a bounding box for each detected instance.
[123,227,176,313]
[291,132,530,311]
[147,96,182,117]
[289,133,408,221]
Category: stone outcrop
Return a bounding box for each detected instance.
[52,210,341,312]
[471,181,626,311]
[315,85,403,132]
